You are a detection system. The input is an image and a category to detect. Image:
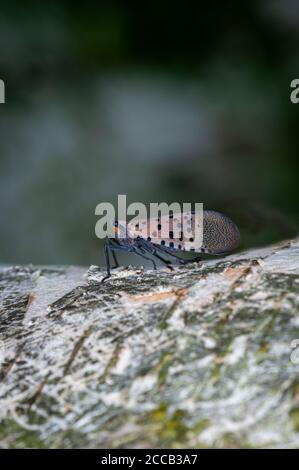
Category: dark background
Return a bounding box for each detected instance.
[0,0,298,266]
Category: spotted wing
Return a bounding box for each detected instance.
[127,212,204,252]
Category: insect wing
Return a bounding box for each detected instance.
[127,212,203,252]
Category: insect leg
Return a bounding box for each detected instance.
[153,245,186,264]
[108,240,132,252]
[109,248,119,268]
[112,250,119,268]
[151,251,174,271]
[108,238,135,269]
[137,241,174,271]
[155,245,202,265]
[108,239,158,270]
[139,239,184,265]
[101,238,112,282]
[165,251,202,264]
[104,239,121,269]
[180,256,202,264]
[107,237,137,262]
[144,247,173,271]
[106,239,157,271]
[133,247,157,270]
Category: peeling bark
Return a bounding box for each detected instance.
[0,238,299,448]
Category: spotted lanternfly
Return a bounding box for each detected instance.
[102,210,240,281]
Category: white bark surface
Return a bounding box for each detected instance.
[0,238,299,448]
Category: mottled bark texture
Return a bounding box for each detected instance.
[0,238,299,448]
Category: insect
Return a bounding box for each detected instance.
[102,210,240,282]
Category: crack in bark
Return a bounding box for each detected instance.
[26,372,51,409]
[63,326,93,376]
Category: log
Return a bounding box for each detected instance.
[0,238,299,448]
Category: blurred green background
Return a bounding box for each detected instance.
[0,0,298,266]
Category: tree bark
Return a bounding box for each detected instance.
[0,238,299,448]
